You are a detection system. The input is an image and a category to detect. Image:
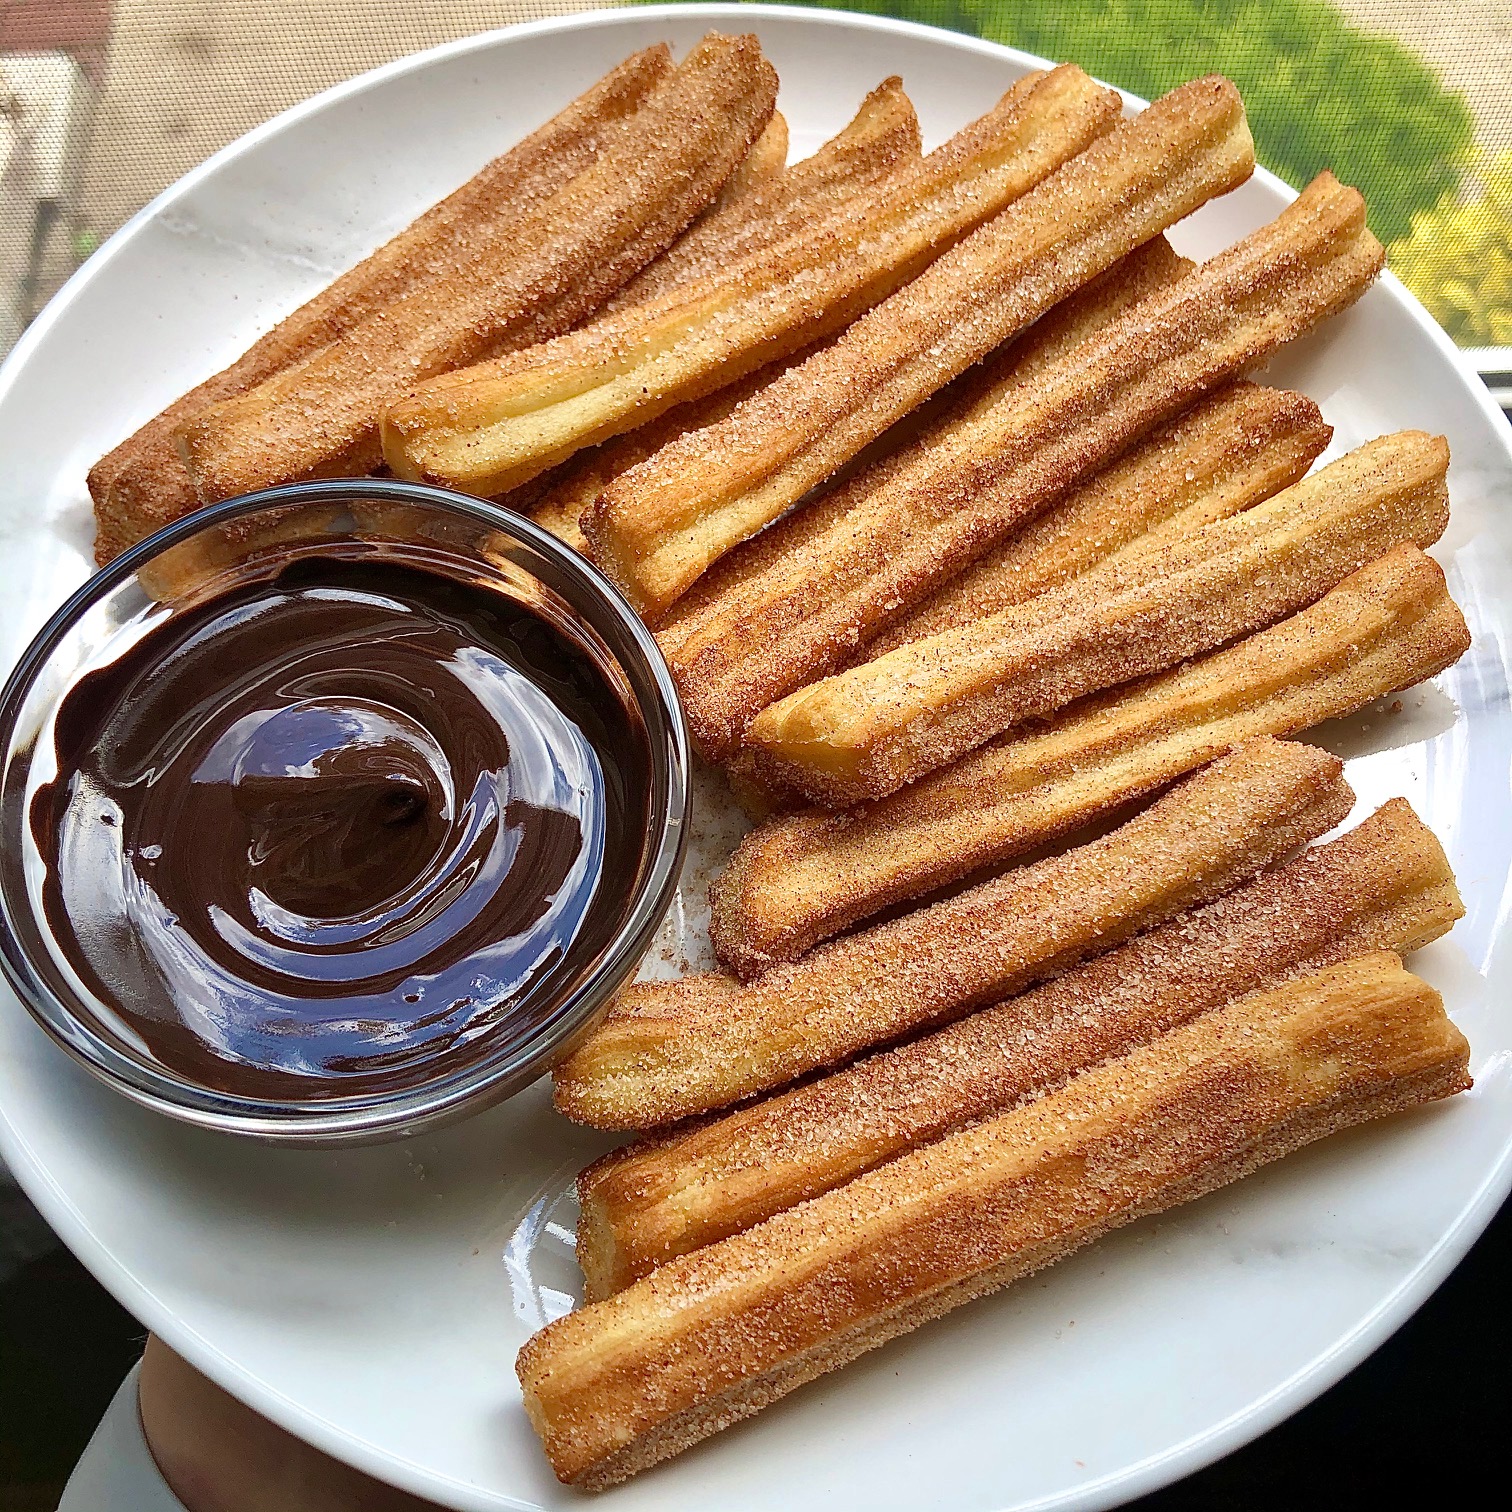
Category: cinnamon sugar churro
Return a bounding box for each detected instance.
[596,78,919,319]
[749,430,1449,805]
[86,43,676,563]
[589,76,1257,617]
[577,798,1461,1297]
[553,738,1350,1125]
[523,954,1470,1488]
[383,67,1122,501]
[529,353,818,551]
[713,545,1469,974]
[174,34,780,503]
[869,381,1330,654]
[659,172,1385,761]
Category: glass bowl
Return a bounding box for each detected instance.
[0,479,689,1143]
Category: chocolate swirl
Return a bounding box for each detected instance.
[32,554,648,1100]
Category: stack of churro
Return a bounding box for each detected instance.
[86,41,1476,1490]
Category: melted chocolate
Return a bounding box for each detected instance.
[31,554,649,1101]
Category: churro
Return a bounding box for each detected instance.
[659,172,1385,761]
[174,34,780,502]
[596,78,919,318]
[708,112,789,212]
[530,353,812,552]
[522,954,1470,1488]
[750,430,1449,805]
[869,381,1330,654]
[588,76,1256,617]
[578,798,1460,1296]
[712,544,1468,973]
[86,44,675,563]
[553,737,1351,1124]
[382,66,1121,502]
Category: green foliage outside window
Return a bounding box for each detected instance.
[1391,154,1512,347]
[767,0,1476,255]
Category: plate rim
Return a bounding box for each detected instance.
[2,6,1510,1509]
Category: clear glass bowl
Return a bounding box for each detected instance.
[0,480,689,1143]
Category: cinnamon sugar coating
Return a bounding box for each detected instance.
[749,430,1449,804]
[658,172,1385,762]
[596,78,919,319]
[590,76,1256,617]
[553,737,1351,1125]
[522,954,1470,1487]
[86,43,675,563]
[383,67,1119,504]
[174,33,780,502]
[714,546,1468,973]
[578,797,1461,1296]
[869,380,1330,654]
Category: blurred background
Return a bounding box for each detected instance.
[1,3,1508,1507]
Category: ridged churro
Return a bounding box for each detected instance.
[707,112,789,212]
[869,381,1330,654]
[577,797,1461,1297]
[531,84,925,549]
[659,172,1385,761]
[554,738,1351,1125]
[662,237,1193,782]
[86,44,675,563]
[523,954,1470,1488]
[588,76,1257,617]
[382,66,1121,502]
[174,34,780,502]
[530,352,814,552]
[750,430,1449,805]
[712,544,1469,973]
[596,78,919,318]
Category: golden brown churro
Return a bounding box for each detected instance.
[659,172,1385,762]
[712,544,1469,974]
[530,353,815,552]
[577,798,1461,1297]
[869,381,1331,654]
[173,34,780,502]
[86,44,675,563]
[588,76,1257,617]
[596,79,919,318]
[382,67,1121,501]
[749,430,1449,804]
[554,738,1351,1125]
[708,112,790,212]
[523,953,1470,1488]
[530,85,925,548]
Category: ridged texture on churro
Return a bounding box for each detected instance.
[522,954,1470,1488]
[86,44,675,564]
[589,76,1257,617]
[707,112,789,212]
[750,430,1450,805]
[553,738,1351,1125]
[530,85,927,550]
[530,351,818,552]
[869,380,1331,654]
[661,238,1194,726]
[382,66,1120,502]
[173,34,780,503]
[578,797,1461,1297]
[712,544,1469,973]
[657,172,1386,762]
[597,79,919,318]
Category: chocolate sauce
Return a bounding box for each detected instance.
[31,553,649,1101]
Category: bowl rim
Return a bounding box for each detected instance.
[0,476,691,1142]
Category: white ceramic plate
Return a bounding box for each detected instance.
[2,7,1510,1509]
